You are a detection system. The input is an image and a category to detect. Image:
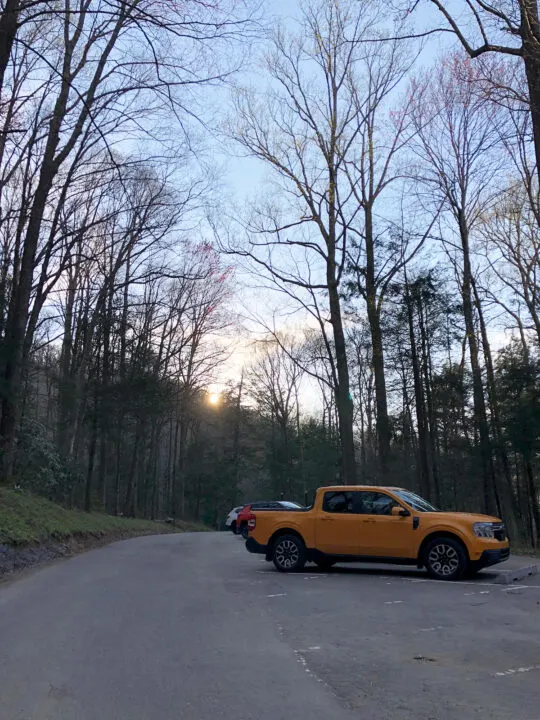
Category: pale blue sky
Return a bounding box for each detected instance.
[220,0,450,208]
[204,0,515,400]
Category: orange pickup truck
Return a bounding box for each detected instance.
[245,485,510,580]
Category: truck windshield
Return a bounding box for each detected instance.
[393,490,438,512]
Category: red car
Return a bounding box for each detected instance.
[236,501,303,538]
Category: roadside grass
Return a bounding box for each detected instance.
[512,546,540,558]
[0,487,207,546]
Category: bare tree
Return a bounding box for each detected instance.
[247,335,304,497]
[409,53,515,518]
[400,0,540,184]
[228,0,416,482]
[338,24,425,472]
[0,0,252,480]
[480,183,540,346]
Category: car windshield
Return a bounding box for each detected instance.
[393,490,438,512]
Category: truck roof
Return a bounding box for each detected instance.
[318,485,406,492]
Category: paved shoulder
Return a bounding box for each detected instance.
[0,533,353,720]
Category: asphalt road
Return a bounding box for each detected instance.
[1,533,539,720]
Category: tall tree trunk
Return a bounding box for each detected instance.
[177,418,188,519]
[405,276,431,498]
[170,417,179,520]
[295,387,306,504]
[232,372,244,498]
[522,1,540,187]
[458,211,495,514]
[327,231,356,482]
[124,421,142,517]
[0,0,20,101]
[472,278,520,533]
[56,268,77,458]
[114,251,131,515]
[85,406,98,512]
[416,296,441,505]
[97,284,113,510]
[525,455,540,546]
[364,204,390,472]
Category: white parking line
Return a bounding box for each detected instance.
[500,585,529,592]
[294,651,310,672]
[254,568,540,588]
[267,593,287,598]
[286,574,329,579]
[494,665,540,678]
[384,600,403,605]
[401,576,540,590]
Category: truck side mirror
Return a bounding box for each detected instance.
[392,506,410,518]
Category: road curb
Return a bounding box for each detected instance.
[493,564,538,585]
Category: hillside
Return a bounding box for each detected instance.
[0,488,207,575]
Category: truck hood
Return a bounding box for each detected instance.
[424,511,502,524]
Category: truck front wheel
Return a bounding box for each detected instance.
[424,537,467,581]
[272,534,306,572]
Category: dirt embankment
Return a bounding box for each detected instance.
[0,488,208,581]
[0,529,172,579]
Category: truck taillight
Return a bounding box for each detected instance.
[247,515,256,530]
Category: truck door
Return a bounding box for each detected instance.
[316,491,362,555]
[356,491,416,558]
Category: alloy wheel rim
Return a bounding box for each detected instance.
[428,543,459,576]
[275,539,299,569]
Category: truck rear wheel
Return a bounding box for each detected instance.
[272,534,306,572]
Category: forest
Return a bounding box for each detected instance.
[0,0,539,546]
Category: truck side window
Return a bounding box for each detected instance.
[358,491,397,516]
[323,491,357,513]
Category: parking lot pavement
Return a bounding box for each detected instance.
[1,532,538,720]
[231,535,540,720]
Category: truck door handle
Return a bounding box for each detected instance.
[362,519,376,524]
[320,517,334,522]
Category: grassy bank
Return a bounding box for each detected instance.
[513,546,540,558]
[0,487,205,546]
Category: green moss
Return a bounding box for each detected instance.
[0,488,207,546]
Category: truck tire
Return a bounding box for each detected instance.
[272,534,306,572]
[424,537,467,581]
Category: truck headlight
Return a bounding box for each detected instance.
[473,522,495,538]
